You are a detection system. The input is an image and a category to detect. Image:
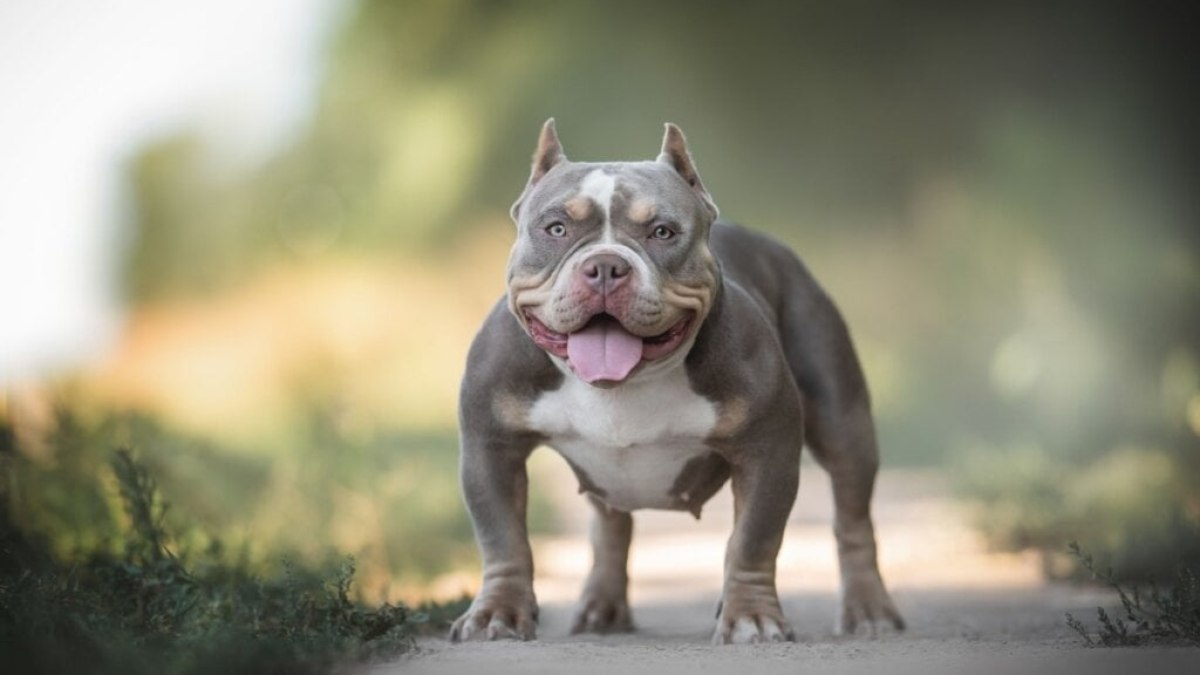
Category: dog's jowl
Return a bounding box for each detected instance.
[450,120,904,644]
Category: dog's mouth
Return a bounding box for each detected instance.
[526,312,694,385]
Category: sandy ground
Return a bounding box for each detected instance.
[375,462,1199,674]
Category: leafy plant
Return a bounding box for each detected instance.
[411,594,472,636]
[1065,541,1200,646]
[0,436,432,674]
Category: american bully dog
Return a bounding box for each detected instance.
[450,120,904,644]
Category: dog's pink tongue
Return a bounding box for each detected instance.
[567,317,644,383]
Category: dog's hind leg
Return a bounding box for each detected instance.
[805,392,904,635]
[570,495,635,634]
[777,289,905,636]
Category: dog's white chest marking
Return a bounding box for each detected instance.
[528,367,718,511]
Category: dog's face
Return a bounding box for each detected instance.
[506,121,720,386]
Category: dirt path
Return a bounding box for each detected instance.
[377,464,1199,674]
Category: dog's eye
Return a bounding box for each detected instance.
[545,222,567,237]
[650,224,675,240]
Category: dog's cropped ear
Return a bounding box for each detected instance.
[529,118,565,184]
[658,123,718,220]
[511,118,567,222]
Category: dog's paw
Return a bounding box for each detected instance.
[448,586,538,642]
[836,570,905,636]
[570,589,633,634]
[712,595,795,644]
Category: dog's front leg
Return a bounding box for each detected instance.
[713,441,800,644]
[449,433,538,641]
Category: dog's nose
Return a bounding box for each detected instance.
[580,253,632,293]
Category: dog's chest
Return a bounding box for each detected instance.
[527,369,719,511]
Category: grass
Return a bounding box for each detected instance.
[5,396,558,593]
[0,436,434,674]
[1065,542,1200,647]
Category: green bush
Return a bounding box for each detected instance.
[955,444,1200,582]
[0,437,426,674]
[4,396,559,588]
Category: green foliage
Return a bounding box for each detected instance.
[1066,542,1200,646]
[66,0,1200,612]
[0,441,427,674]
[5,397,550,586]
[411,594,472,637]
[118,0,1199,475]
[956,445,1200,582]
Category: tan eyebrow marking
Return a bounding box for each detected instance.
[564,196,592,221]
[627,198,656,225]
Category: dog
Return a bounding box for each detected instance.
[450,120,904,644]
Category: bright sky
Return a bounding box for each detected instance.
[0,0,343,383]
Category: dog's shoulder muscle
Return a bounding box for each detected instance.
[459,298,562,440]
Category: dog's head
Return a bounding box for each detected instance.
[506,120,721,387]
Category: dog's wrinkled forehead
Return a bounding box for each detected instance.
[510,119,718,231]
[518,161,706,230]
[504,121,724,344]
[506,120,720,284]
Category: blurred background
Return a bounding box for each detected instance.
[1,0,1197,603]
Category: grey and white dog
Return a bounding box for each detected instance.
[450,120,904,644]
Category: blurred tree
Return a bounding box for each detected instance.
[114,0,1198,577]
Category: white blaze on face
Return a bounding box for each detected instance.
[578,169,617,242]
[557,168,661,325]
